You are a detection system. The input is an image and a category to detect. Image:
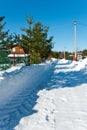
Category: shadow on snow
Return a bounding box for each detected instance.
[46,68,87,90]
[0,86,40,130]
[0,62,87,130]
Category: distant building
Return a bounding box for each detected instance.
[8,45,29,65]
[77,51,83,61]
[70,51,83,61]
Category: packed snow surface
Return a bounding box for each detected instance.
[0,58,87,130]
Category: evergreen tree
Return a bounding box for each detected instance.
[0,16,9,50]
[8,33,22,47]
[83,49,87,56]
[21,17,53,64]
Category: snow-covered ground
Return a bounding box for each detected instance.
[0,58,87,130]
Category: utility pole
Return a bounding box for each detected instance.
[64,46,66,59]
[74,21,77,60]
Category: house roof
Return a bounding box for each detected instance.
[8,45,29,58]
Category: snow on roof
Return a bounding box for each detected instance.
[8,54,29,57]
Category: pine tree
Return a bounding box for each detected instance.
[33,22,53,62]
[0,16,9,50]
[21,17,53,64]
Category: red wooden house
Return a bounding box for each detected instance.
[8,45,29,65]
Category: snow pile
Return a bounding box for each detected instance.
[68,60,78,67]
[58,58,70,64]
[6,64,24,73]
[74,58,87,71]
[55,84,87,130]
[55,58,87,73]
[0,62,55,106]
[0,58,87,130]
[14,58,87,130]
[0,64,24,80]
[15,89,56,130]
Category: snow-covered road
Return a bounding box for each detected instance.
[0,58,87,130]
[15,59,87,130]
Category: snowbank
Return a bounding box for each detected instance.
[0,58,87,130]
[0,62,56,106]
[58,58,70,64]
[15,58,87,130]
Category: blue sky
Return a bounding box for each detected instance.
[0,0,87,52]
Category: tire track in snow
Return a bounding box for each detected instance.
[0,61,57,130]
[0,87,39,130]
